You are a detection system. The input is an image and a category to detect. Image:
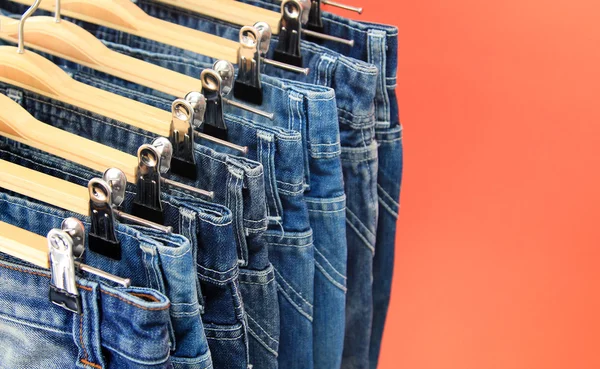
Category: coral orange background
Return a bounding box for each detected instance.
[326,0,600,368]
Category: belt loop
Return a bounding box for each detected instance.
[257,131,284,225]
[73,284,105,369]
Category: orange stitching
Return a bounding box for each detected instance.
[79,312,88,363]
[80,359,103,369]
[99,289,170,311]
[130,292,160,303]
[0,262,50,279]
[0,262,169,310]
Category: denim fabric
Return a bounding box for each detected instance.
[10,36,321,369]
[0,191,174,369]
[59,51,336,369]
[245,7,404,365]
[0,138,223,369]
[60,55,317,369]
[0,82,252,369]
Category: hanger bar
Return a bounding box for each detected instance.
[113,210,172,233]
[321,0,362,13]
[302,29,354,46]
[223,98,274,120]
[262,58,309,75]
[74,261,131,287]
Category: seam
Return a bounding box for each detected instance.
[377,183,400,209]
[102,343,170,366]
[247,325,278,357]
[273,268,313,308]
[345,217,376,254]
[315,261,347,292]
[314,247,347,280]
[238,275,275,285]
[246,313,279,345]
[379,197,399,218]
[275,284,313,322]
[346,207,376,239]
[80,359,102,369]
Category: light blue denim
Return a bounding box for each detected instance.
[0,190,174,369]
[0,79,251,369]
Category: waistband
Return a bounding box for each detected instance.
[0,256,172,367]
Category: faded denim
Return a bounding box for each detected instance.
[0,191,174,369]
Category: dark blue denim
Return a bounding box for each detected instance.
[247,7,404,366]
[96,5,382,369]
[58,48,345,369]
[0,82,252,369]
[0,135,245,369]
[0,190,174,369]
[58,55,317,369]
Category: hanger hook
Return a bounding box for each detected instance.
[55,0,61,23]
[17,0,42,54]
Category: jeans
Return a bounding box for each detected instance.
[0,191,174,369]
[63,48,344,369]
[228,3,403,366]
[0,81,251,369]
[0,137,239,369]
[20,37,322,369]
[52,6,378,368]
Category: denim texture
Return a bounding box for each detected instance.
[45,4,378,367]
[0,138,227,369]
[56,54,315,369]
[0,191,174,369]
[225,2,404,366]
[10,34,322,369]
[59,49,343,369]
[227,3,404,366]
[0,80,252,369]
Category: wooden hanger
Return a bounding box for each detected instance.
[156,0,281,31]
[10,0,241,62]
[153,0,354,45]
[0,45,171,136]
[0,15,198,98]
[0,220,131,288]
[0,159,89,215]
[0,93,140,182]
[0,221,54,268]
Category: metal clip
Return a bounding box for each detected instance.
[49,218,132,314]
[132,144,164,225]
[234,26,263,105]
[306,0,324,34]
[88,178,122,260]
[48,228,81,314]
[274,0,304,67]
[168,99,199,180]
[200,68,228,140]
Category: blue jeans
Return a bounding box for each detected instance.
[0,81,251,369]
[63,47,346,369]
[21,36,323,369]
[52,6,377,368]
[0,134,244,369]
[0,191,174,369]
[223,3,403,366]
